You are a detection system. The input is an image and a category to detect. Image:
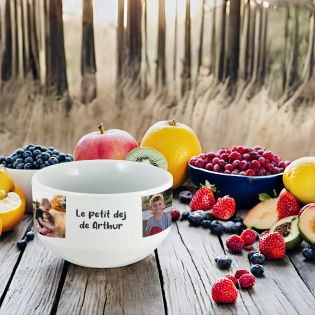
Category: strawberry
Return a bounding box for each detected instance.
[212,196,236,220]
[226,235,244,253]
[260,230,269,238]
[276,189,300,219]
[299,203,315,216]
[211,277,238,303]
[225,275,238,286]
[241,228,257,245]
[190,181,216,211]
[235,269,249,279]
[239,274,255,289]
[171,209,180,221]
[259,232,286,260]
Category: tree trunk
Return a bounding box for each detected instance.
[181,0,191,95]
[217,0,226,82]
[81,0,97,104]
[302,13,315,80]
[173,0,178,82]
[228,0,241,83]
[197,0,205,71]
[209,0,217,75]
[282,4,289,91]
[156,0,166,87]
[1,0,12,81]
[117,0,124,84]
[46,0,68,96]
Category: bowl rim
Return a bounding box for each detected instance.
[188,162,283,179]
[32,160,173,197]
[4,167,38,173]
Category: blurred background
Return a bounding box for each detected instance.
[0,0,315,159]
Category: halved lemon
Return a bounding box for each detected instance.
[0,188,26,232]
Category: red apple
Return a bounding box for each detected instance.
[74,124,139,160]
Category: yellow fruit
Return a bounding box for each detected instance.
[283,157,315,203]
[141,120,202,188]
[0,187,26,232]
[0,166,15,193]
[0,217,2,237]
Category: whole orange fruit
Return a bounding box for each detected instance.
[141,120,202,188]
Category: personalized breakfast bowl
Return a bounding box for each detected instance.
[32,160,173,268]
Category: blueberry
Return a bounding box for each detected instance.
[23,151,32,158]
[6,157,13,164]
[250,253,266,265]
[46,150,54,156]
[24,163,32,169]
[204,212,216,221]
[232,222,246,235]
[41,147,47,152]
[178,190,193,204]
[40,164,46,169]
[37,158,44,165]
[188,213,203,227]
[33,149,42,156]
[13,161,19,168]
[250,264,264,277]
[24,157,33,164]
[27,145,35,151]
[215,255,232,270]
[302,248,315,261]
[210,220,224,235]
[32,161,39,169]
[0,156,6,164]
[233,217,243,223]
[16,240,27,250]
[248,249,259,260]
[33,145,42,150]
[40,152,50,161]
[48,157,58,165]
[16,148,24,155]
[15,158,23,164]
[308,245,315,251]
[44,161,50,166]
[65,157,72,162]
[48,146,55,151]
[16,163,25,169]
[201,220,211,228]
[223,221,234,234]
[53,149,60,156]
[58,154,66,162]
[25,231,35,241]
[181,211,190,220]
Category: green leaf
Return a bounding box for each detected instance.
[204,180,217,192]
[259,193,271,201]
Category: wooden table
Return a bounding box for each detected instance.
[1,199,315,315]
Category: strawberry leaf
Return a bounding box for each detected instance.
[259,193,271,201]
[204,180,217,192]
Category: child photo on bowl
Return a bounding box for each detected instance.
[33,194,66,238]
[142,189,172,237]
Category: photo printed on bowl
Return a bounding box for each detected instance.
[33,194,66,238]
[142,188,172,237]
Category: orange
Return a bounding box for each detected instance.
[141,120,202,188]
[0,187,26,232]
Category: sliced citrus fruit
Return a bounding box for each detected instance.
[0,166,15,193]
[0,187,26,232]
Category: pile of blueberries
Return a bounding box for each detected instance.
[0,144,73,170]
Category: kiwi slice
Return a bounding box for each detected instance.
[125,148,168,170]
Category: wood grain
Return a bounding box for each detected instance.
[0,223,65,315]
[0,216,32,299]
[56,254,165,315]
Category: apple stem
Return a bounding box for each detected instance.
[98,123,105,134]
[169,119,177,126]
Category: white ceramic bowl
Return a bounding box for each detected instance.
[32,160,173,268]
[5,167,37,212]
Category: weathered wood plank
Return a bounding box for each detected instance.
[157,201,255,315]
[0,216,32,299]
[57,254,165,315]
[0,220,65,315]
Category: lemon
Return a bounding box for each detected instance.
[0,188,26,232]
[0,218,2,237]
[283,157,315,203]
[0,166,15,193]
[141,120,202,188]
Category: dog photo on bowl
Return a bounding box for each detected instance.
[142,188,172,237]
[33,194,66,238]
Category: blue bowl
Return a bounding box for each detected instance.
[188,163,284,209]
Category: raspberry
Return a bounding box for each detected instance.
[259,232,286,260]
[235,269,249,279]
[239,274,255,289]
[211,278,238,303]
[225,275,238,286]
[226,235,244,253]
[212,196,236,220]
[171,210,180,221]
[240,229,257,245]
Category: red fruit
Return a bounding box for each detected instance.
[150,226,163,235]
[246,169,255,176]
[171,210,180,221]
[190,181,216,211]
[74,124,139,160]
[243,245,255,251]
[259,232,286,260]
[299,203,315,216]
[235,269,249,279]
[212,196,236,220]
[241,229,257,245]
[211,278,238,303]
[260,230,269,237]
[226,235,244,253]
[276,189,300,219]
[225,275,238,286]
[206,163,214,171]
[230,152,241,161]
[239,274,255,289]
